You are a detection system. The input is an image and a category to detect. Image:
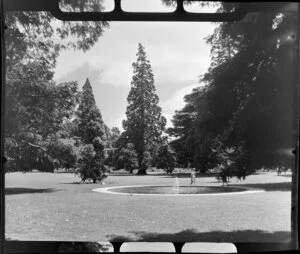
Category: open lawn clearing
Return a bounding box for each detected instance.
[5,171,291,242]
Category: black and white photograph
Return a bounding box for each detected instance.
[1,1,299,253]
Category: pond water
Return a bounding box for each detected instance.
[109,186,247,194]
[93,185,264,196]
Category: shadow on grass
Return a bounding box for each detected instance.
[278,174,292,178]
[161,173,219,178]
[5,230,293,253]
[107,229,292,245]
[5,187,61,195]
[238,182,291,192]
[5,241,113,253]
[61,181,115,185]
[205,181,291,192]
[61,182,91,184]
[161,172,266,179]
[109,173,166,177]
[107,229,293,253]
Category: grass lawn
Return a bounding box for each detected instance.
[5,170,292,243]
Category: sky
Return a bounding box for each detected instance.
[54,0,217,130]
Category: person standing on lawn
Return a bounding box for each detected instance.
[190,168,196,185]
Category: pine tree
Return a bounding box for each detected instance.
[76,78,107,183]
[123,43,166,174]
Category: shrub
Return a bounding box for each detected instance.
[77,144,106,183]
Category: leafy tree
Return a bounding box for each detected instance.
[165,2,295,179]
[203,2,297,246]
[141,151,152,173]
[122,43,166,174]
[210,139,251,185]
[5,137,56,173]
[156,144,176,174]
[195,4,296,172]
[110,127,121,147]
[75,78,107,183]
[5,0,108,69]
[4,62,79,172]
[104,127,121,169]
[47,139,78,170]
[167,88,199,168]
[167,86,217,173]
[76,144,105,183]
[117,143,138,173]
[103,124,113,147]
[4,0,109,172]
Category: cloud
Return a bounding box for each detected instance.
[54,21,215,89]
[99,61,133,88]
[54,62,104,88]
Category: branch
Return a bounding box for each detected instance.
[19,140,47,152]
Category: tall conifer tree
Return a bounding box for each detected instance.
[77,78,106,144]
[76,78,107,183]
[123,43,166,174]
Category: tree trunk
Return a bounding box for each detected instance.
[137,151,145,174]
[137,168,147,175]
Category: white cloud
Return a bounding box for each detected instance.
[54,62,104,87]
[99,61,133,88]
[54,21,215,88]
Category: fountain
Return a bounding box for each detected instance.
[93,175,264,196]
[93,184,264,196]
[173,176,180,193]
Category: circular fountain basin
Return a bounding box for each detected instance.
[93,185,264,196]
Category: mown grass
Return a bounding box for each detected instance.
[5,171,292,242]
